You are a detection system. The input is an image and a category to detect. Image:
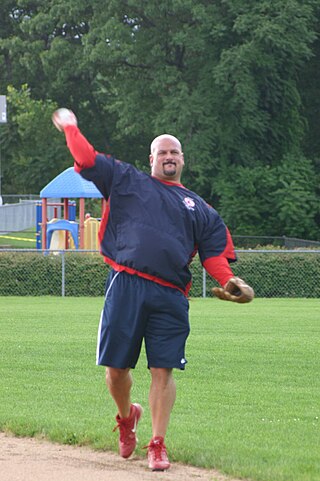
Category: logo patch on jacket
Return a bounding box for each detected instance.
[183,197,196,211]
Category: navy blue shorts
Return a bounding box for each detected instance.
[96,270,190,369]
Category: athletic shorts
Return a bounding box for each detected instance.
[96,270,190,370]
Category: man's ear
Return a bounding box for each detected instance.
[149,154,154,167]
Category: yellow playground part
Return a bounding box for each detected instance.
[84,217,100,250]
[49,230,78,250]
[49,229,66,250]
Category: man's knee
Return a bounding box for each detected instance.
[150,368,173,387]
[106,367,131,386]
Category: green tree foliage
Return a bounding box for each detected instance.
[273,153,319,238]
[214,164,277,235]
[211,1,316,163]
[0,0,107,147]
[0,85,71,193]
[0,0,319,238]
[83,0,320,238]
[216,153,319,238]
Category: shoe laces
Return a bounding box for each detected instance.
[113,416,135,443]
[143,437,167,460]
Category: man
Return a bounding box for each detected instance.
[52,108,253,471]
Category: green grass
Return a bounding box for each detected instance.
[0,229,37,248]
[0,297,319,481]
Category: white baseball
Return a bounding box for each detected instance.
[52,108,77,131]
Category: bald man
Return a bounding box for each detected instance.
[52,109,239,471]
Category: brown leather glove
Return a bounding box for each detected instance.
[212,277,254,303]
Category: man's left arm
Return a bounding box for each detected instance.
[199,213,254,303]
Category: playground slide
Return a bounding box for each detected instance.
[49,229,65,251]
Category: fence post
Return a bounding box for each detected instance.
[202,268,206,298]
[61,251,65,297]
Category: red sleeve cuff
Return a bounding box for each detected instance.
[203,256,234,287]
[64,125,98,171]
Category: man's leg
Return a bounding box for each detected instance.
[149,367,176,438]
[106,367,143,459]
[146,367,175,470]
[106,367,132,418]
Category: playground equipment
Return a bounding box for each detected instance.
[84,216,100,250]
[46,219,79,249]
[39,167,106,250]
[36,201,76,249]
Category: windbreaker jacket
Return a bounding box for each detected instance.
[65,126,236,295]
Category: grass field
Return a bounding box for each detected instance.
[0,297,319,481]
[0,229,37,248]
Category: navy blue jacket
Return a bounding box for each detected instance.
[80,154,236,294]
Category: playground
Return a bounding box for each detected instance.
[0,167,106,251]
[37,167,106,251]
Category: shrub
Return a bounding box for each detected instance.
[0,250,319,297]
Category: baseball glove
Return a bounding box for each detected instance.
[212,277,254,303]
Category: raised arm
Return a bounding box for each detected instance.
[52,108,115,199]
[52,108,97,172]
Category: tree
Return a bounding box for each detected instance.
[83,1,317,171]
[0,85,70,194]
[0,0,319,238]
[0,0,107,148]
[216,152,319,237]
[273,153,319,238]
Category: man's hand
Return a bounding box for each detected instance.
[212,277,254,303]
[52,108,77,132]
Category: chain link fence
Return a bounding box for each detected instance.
[232,235,320,249]
[0,249,320,298]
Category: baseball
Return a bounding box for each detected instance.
[52,108,77,131]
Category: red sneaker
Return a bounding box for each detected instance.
[145,436,170,471]
[113,403,143,458]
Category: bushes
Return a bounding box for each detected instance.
[189,252,320,298]
[0,252,63,296]
[232,252,320,298]
[0,250,319,297]
[0,252,108,296]
[63,253,108,296]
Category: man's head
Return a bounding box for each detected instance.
[149,134,184,183]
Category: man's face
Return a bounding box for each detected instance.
[149,136,184,183]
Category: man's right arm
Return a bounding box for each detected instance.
[64,125,97,173]
[52,108,114,198]
[52,108,97,171]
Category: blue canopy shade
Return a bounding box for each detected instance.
[40,167,103,198]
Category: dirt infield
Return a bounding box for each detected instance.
[0,432,243,481]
